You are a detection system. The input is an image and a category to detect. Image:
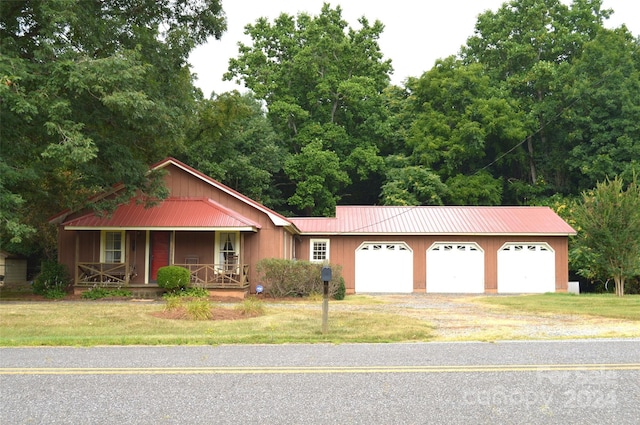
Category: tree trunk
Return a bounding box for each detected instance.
[614,276,624,297]
[527,135,537,183]
[331,99,339,124]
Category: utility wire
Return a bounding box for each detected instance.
[475,68,614,175]
[340,67,615,233]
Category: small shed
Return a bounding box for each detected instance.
[0,251,28,283]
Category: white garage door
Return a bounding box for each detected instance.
[426,243,485,293]
[498,243,555,293]
[355,242,413,293]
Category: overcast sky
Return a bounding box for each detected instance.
[189,0,640,97]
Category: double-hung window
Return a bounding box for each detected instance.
[102,231,124,263]
[310,239,330,263]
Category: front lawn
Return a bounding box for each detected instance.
[477,293,640,321]
[0,299,434,346]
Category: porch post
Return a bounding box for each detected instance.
[240,233,246,285]
[170,230,175,266]
[75,232,80,286]
[240,233,244,270]
[125,231,130,284]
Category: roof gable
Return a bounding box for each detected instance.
[290,206,576,236]
[152,158,293,228]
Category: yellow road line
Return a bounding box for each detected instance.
[2,364,640,375]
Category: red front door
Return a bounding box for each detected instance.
[150,231,170,281]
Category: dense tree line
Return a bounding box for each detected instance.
[1,0,226,257]
[217,0,638,213]
[2,1,639,286]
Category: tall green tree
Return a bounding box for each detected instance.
[571,176,640,296]
[562,28,640,189]
[225,3,391,214]
[0,0,226,256]
[379,155,447,206]
[183,92,287,207]
[396,57,526,205]
[284,140,350,216]
[462,0,611,196]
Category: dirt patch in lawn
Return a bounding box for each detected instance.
[351,294,640,341]
[150,306,260,321]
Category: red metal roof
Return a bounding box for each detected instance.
[62,198,262,230]
[290,206,576,235]
[49,157,294,229]
[152,158,293,227]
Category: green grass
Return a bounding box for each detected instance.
[3,292,639,346]
[478,293,640,321]
[0,300,434,346]
[235,296,266,315]
[267,294,387,306]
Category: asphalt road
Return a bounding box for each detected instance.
[1,340,639,424]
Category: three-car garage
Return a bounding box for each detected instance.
[354,240,557,294]
[292,206,576,294]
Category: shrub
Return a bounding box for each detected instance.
[33,261,70,299]
[157,266,191,293]
[256,259,343,298]
[307,292,323,301]
[164,289,211,320]
[625,277,640,295]
[82,287,133,300]
[163,294,184,311]
[235,297,265,316]
[177,287,209,298]
[185,298,212,320]
[42,288,67,300]
[334,277,346,300]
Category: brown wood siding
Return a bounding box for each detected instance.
[173,232,215,264]
[57,226,77,279]
[298,234,570,294]
[129,231,146,283]
[552,236,570,292]
[77,231,101,262]
[164,164,276,230]
[247,228,290,289]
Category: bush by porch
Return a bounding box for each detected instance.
[256,258,343,298]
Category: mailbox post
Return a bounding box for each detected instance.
[321,266,332,334]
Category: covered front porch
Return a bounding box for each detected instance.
[61,197,262,295]
[68,227,253,294]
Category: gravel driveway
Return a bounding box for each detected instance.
[320,294,640,341]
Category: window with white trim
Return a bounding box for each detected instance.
[217,232,239,265]
[310,239,330,262]
[102,231,124,263]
